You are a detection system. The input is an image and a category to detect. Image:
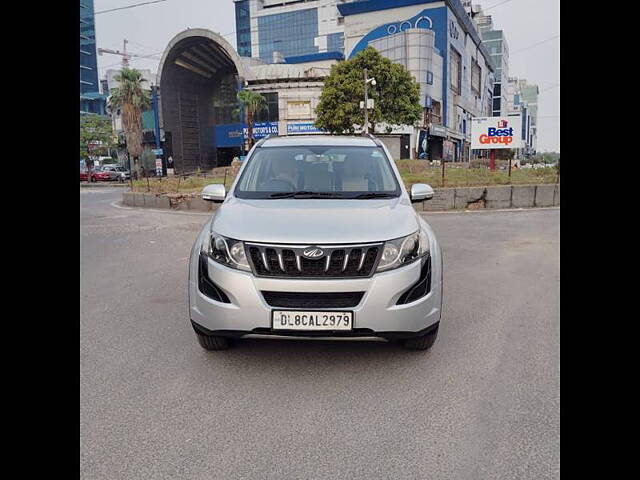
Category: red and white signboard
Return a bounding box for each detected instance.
[471,114,523,149]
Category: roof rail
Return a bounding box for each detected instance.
[362,132,383,147]
[254,133,277,148]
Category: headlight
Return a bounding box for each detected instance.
[376,229,429,272]
[200,229,251,272]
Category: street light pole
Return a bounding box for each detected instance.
[364,68,369,134]
[363,69,376,134]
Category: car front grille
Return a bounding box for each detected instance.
[261,291,365,308]
[246,242,382,278]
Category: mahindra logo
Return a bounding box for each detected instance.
[302,247,324,259]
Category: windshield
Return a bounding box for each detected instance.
[234,146,400,199]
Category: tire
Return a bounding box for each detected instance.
[403,324,439,351]
[90,176,97,183]
[195,331,231,351]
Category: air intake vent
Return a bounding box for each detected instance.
[262,291,364,309]
[198,253,231,303]
[396,255,431,305]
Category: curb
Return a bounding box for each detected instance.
[80,182,128,188]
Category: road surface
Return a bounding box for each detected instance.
[80,188,559,479]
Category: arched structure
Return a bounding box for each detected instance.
[157,29,251,171]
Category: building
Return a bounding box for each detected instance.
[507,77,538,157]
[463,2,509,117]
[338,0,496,161]
[234,0,347,64]
[80,0,107,115]
[157,1,496,169]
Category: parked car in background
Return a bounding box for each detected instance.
[101,164,131,181]
[80,170,88,182]
[89,168,120,182]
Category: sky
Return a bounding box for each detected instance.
[94,0,560,152]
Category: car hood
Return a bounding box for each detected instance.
[211,196,419,244]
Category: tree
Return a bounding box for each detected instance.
[237,90,267,150]
[315,47,422,134]
[80,114,116,176]
[107,68,151,179]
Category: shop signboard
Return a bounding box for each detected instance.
[287,122,323,134]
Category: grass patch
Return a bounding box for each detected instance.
[131,162,558,194]
[395,160,558,188]
[131,175,227,193]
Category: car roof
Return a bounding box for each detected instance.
[259,135,378,148]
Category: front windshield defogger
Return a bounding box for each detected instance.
[234,146,401,199]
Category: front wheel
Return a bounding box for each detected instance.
[195,331,231,351]
[403,324,439,351]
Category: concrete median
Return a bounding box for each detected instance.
[121,184,559,212]
[511,185,536,208]
[534,185,556,207]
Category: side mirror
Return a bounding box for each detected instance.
[410,183,434,203]
[202,184,226,203]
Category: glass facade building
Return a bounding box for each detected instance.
[257,8,319,62]
[80,0,98,94]
[234,0,345,63]
[235,0,252,57]
[80,0,106,115]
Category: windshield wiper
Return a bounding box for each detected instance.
[352,192,398,199]
[269,191,340,199]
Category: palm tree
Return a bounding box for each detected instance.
[237,90,267,150]
[108,68,151,180]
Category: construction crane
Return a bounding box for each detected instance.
[98,39,151,68]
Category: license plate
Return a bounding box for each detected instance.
[271,310,353,331]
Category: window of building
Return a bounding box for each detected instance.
[258,8,319,62]
[471,59,481,96]
[430,100,442,125]
[254,92,279,123]
[450,47,461,95]
[493,83,501,97]
[327,32,344,54]
[493,98,501,111]
[426,71,433,85]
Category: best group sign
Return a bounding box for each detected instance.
[471,114,523,149]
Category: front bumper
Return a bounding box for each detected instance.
[188,244,443,341]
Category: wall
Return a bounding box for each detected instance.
[378,136,401,160]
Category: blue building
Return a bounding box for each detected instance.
[80,0,107,115]
[233,0,346,64]
[338,0,496,161]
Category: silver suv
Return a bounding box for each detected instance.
[188,135,443,351]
